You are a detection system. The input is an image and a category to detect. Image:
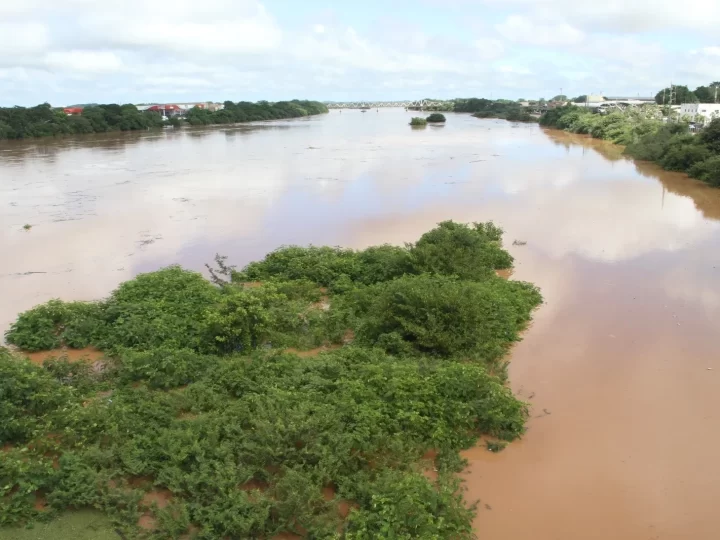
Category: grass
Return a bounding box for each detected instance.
[486,440,509,453]
[0,511,118,540]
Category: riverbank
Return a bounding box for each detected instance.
[0,100,328,140]
[541,105,720,187]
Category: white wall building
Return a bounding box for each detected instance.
[678,103,720,125]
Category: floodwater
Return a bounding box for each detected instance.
[2,109,720,539]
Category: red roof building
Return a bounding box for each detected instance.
[63,107,84,115]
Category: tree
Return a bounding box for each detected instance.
[654,85,697,105]
[551,95,568,102]
[572,95,587,103]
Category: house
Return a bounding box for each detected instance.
[146,104,183,117]
[63,107,84,115]
[678,103,720,125]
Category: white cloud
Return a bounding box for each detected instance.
[0,23,49,55]
[45,50,124,74]
[496,15,584,46]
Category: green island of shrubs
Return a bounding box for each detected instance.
[409,117,427,126]
[426,113,446,123]
[1,221,542,539]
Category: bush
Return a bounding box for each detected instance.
[660,143,711,171]
[353,274,541,362]
[411,220,513,281]
[410,117,427,126]
[5,300,104,351]
[689,156,720,187]
[426,113,446,123]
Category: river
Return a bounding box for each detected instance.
[2,109,720,539]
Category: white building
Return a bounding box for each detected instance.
[678,103,720,125]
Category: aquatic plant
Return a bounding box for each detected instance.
[426,113,446,123]
[410,117,427,126]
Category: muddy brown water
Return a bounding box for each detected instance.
[2,110,720,539]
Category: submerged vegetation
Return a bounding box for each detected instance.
[1,221,541,539]
[0,100,328,140]
[541,106,720,187]
[409,117,427,126]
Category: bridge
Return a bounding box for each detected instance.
[324,100,453,110]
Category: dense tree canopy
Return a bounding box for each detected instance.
[0,100,328,140]
[185,100,328,126]
[1,221,541,539]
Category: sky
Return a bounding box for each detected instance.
[1,0,720,106]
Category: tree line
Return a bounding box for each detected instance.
[0,103,165,140]
[1,221,541,539]
[540,106,720,187]
[0,100,329,140]
[454,98,536,122]
[184,100,328,126]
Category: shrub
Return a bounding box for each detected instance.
[660,143,711,172]
[410,117,427,126]
[411,220,513,281]
[5,300,104,351]
[426,113,446,123]
[353,274,541,362]
[689,156,720,187]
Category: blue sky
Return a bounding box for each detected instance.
[1,0,719,106]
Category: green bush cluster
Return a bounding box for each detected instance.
[1,221,541,539]
[409,117,427,126]
[426,113,446,123]
[541,105,720,188]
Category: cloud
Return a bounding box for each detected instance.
[497,15,584,46]
[45,50,124,74]
[0,0,718,105]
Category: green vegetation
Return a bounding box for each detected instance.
[540,105,720,187]
[409,117,427,126]
[426,113,446,123]
[0,104,165,140]
[22,224,31,231]
[185,100,328,126]
[0,100,328,140]
[454,98,536,123]
[1,221,542,539]
[653,82,720,105]
[1,511,117,540]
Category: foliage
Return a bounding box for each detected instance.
[352,274,541,364]
[412,220,513,280]
[455,98,536,122]
[185,100,328,126]
[1,222,542,538]
[0,510,118,540]
[409,117,427,126]
[5,300,105,351]
[654,85,697,105]
[426,113,446,123]
[0,100,327,140]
